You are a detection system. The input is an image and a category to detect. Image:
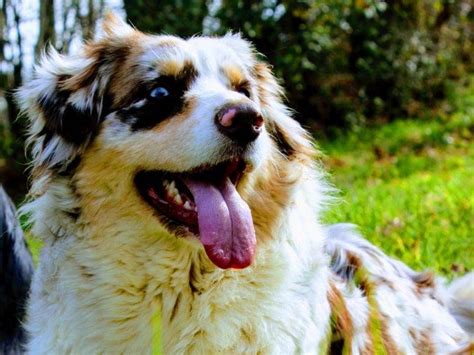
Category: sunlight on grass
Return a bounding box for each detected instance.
[320,79,474,275]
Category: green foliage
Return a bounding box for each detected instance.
[125,0,473,128]
[320,78,474,275]
[0,122,12,158]
[123,0,208,37]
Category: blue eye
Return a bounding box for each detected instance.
[149,87,170,99]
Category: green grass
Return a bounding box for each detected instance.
[319,79,474,275]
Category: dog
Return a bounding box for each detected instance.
[0,186,34,354]
[2,13,472,354]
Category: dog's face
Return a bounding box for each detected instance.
[19,15,315,270]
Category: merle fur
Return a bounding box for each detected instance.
[37,87,102,146]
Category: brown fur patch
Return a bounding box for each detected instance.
[64,33,152,108]
[378,314,401,355]
[111,46,196,109]
[267,119,317,162]
[62,40,131,93]
[158,60,195,79]
[79,264,95,280]
[222,65,246,86]
[346,252,400,354]
[245,152,302,241]
[410,328,436,354]
[361,339,375,355]
[240,327,256,345]
[412,271,435,288]
[452,343,474,354]
[242,80,320,239]
[346,252,363,271]
[253,62,317,163]
[411,271,436,298]
[169,293,181,323]
[328,282,354,353]
[252,62,283,108]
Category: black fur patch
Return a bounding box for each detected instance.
[271,123,295,157]
[118,64,197,130]
[38,87,102,146]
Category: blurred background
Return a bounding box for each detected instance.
[0,1,473,275]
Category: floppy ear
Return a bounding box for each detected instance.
[17,13,135,175]
[16,49,110,173]
[253,62,316,162]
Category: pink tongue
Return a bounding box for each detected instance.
[184,178,256,269]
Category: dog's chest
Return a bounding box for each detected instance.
[159,281,332,354]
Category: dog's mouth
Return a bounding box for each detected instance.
[135,159,256,269]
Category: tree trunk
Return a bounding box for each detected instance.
[0,0,27,200]
[35,0,55,58]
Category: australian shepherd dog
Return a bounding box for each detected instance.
[2,13,472,354]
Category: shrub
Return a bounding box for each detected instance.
[125,1,474,129]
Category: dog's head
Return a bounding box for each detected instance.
[19,15,319,269]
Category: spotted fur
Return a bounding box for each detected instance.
[16,14,473,354]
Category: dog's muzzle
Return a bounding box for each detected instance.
[215,104,264,145]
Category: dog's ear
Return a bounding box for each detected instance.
[253,62,315,162]
[17,49,109,173]
[17,14,137,174]
[16,36,132,174]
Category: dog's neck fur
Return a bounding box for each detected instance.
[24,153,332,354]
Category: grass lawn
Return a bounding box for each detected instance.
[23,79,473,352]
[319,79,474,276]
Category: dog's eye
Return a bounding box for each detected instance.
[149,87,170,99]
[237,86,251,98]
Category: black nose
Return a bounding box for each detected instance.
[215,104,264,145]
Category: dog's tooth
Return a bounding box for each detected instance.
[169,180,176,190]
[164,180,176,197]
[184,201,192,210]
[172,184,181,197]
[174,194,183,205]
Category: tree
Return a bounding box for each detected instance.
[124,0,208,37]
[0,0,27,199]
[35,0,55,58]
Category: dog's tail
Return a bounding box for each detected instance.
[447,272,474,340]
[0,185,34,354]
